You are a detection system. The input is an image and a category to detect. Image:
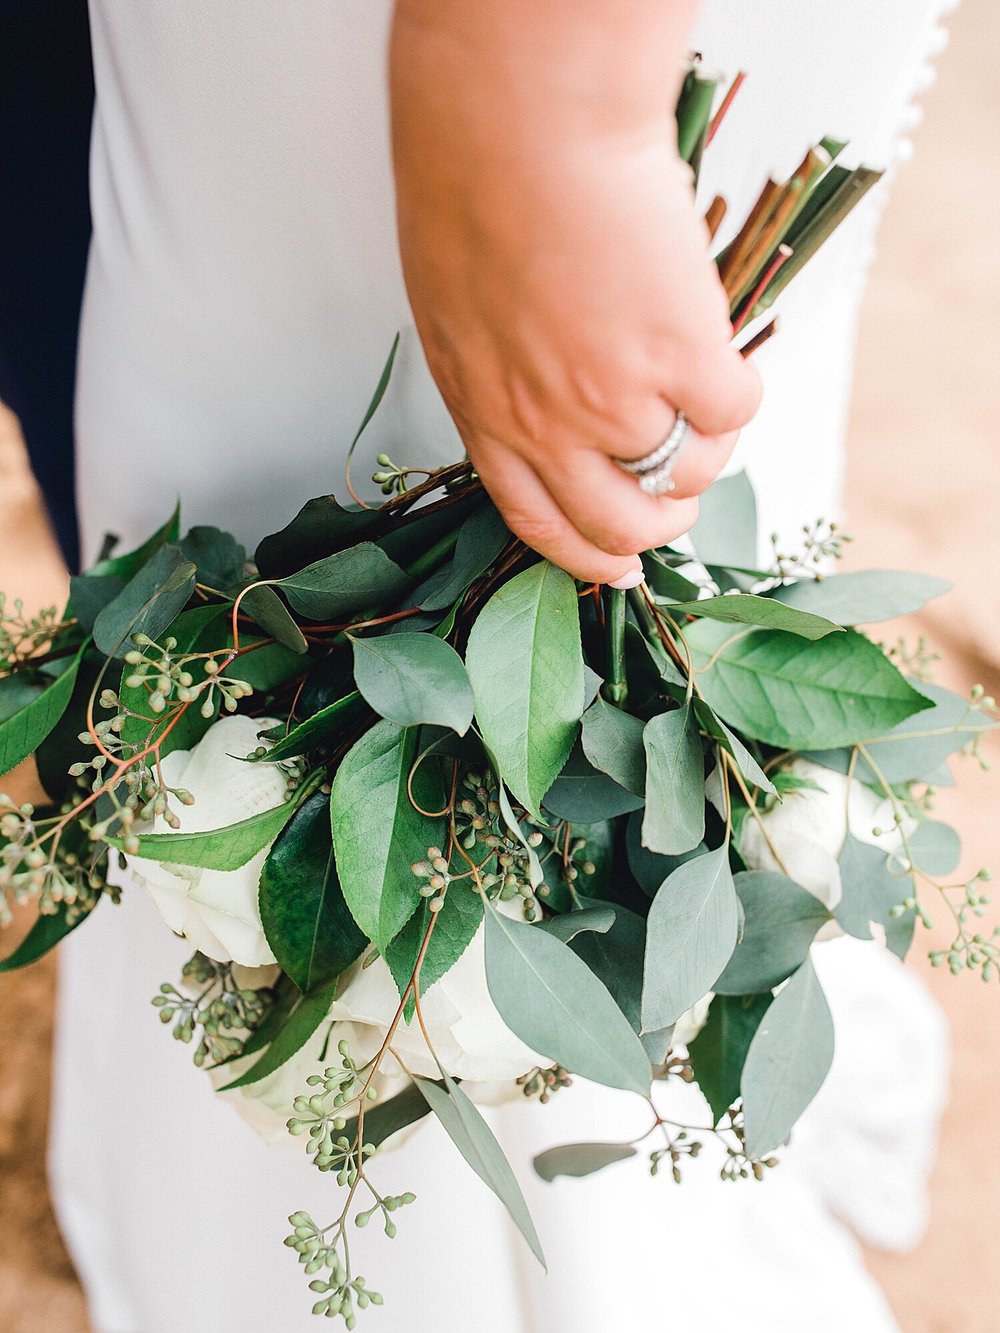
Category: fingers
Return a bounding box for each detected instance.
[470,441,698,585]
[530,434,729,558]
[672,346,763,438]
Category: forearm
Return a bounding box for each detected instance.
[391,0,699,141]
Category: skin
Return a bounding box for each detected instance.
[390,0,762,586]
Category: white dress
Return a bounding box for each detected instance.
[53,3,955,1330]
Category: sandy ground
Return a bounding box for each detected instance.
[0,2,998,1328]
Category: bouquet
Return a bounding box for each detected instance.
[1,63,996,1326]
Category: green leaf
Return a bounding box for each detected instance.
[541,905,616,943]
[688,993,772,1125]
[810,682,991,785]
[0,645,84,777]
[239,585,309,654]
[685,620,933,750]
[466,562,584,817]
[114,797,297,870]
[259,693,365,764]
[580,697,646,796]
[278,544,410,621]
[640,552,702,603]
[570,898,648,1044]
[219,977,339,1090]
[0,896,98,971]
[338,1080,433,1150]
[533,1141,637,1183]
[386,885,484,1013]
[641,845,739,1031]
[542,746,644,823]
[693,701,776,796]
[835,834,912,949]
[90,503,181,580]
[484,909,651,1096]
[179,526,247,590]
[714,872,831,995]
[414,1075,546,1269]
[415,502,511,612]
[690,471,758,569]
[667,593,840,640]
[330,720,445,950]
[641,705,705,855]
[773,570,950,626]
[93,544,197,659]
[908,821,961,876]
[68,573,125,631]
[625,812,706,896]
[259,792,367,993]
[741,957,834,1158]
[351,632,474,735]
[255,496,382,579]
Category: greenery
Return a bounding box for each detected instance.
[0,57,996,1326]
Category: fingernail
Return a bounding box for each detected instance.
[609,567,644,591]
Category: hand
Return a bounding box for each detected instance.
[390,2,762,585]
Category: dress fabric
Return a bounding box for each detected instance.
[54,3,955,1330]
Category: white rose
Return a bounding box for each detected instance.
[217,904,543,1142]
[740,758,911,936]
[116,713,289,967]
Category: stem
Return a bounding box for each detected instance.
[602,587,629,706]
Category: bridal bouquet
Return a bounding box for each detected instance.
[1,64,996,1325]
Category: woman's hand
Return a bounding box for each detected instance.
[390,0,761,585]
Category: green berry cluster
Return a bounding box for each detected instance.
[151,952,273,1066]
[284,1212,384,1325]
[123,632,252,720]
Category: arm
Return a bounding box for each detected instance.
[390,0,761,585]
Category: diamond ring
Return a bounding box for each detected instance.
[613,412,691,496]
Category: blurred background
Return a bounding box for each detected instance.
[0,0,997,1328]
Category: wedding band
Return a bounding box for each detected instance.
[613,412,691,496]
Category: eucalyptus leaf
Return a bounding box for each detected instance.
[685,620,932,750]
[219,977,340,1090]
[640,552,702,603]
[466,562,584,817]
[667,593,840,640]
[330,720,445,950]
[714,872,831,995]
[641,845,739,1031]
[93,544,197,659]
[773,569,950,625]
[0,645,84,777]
[255,496,381,579]
[690,471,758,569]
[687,993,772,1126]
[414,1076,546,1268]
[835,834,913,948]
[570,898,647,1038]
[484,909,651,1096]
[694,701,776,796]
[259,791,367,993]
[351,632,474,735]
[278,544,410,622]
[580,697,646,796]
[625,812,706,896]
[907,821,961,876]
[809,682,991,785]
[541,905,616,943]
[239,585,309,654]
[542,746,644,823]
[641,705,705,855]
[68,573,125,631]
[179,526,247,590]
[415,502,511,612]
[741,957,835,1158]
[533,1142,637,1183]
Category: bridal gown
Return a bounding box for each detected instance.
[52,3,955,1330]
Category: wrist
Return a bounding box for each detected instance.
[391,0,696,143]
